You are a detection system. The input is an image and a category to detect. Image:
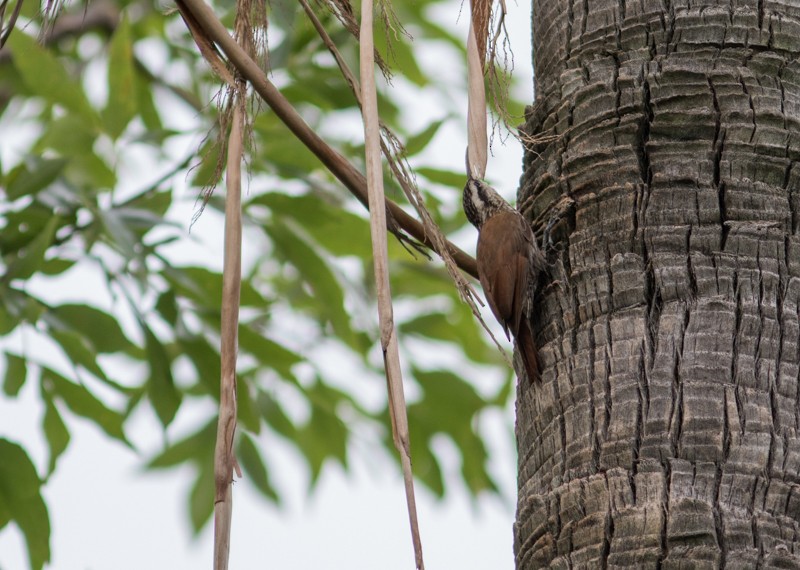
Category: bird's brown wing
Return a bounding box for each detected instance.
[476,211,531,340]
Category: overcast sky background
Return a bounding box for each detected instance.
[0,1,534,568]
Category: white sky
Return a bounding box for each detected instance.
[0,1,534,568]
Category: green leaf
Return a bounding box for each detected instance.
[260,392,296,440]
[0,439,50,570]
[413,18,464,51]
[0,200,59,254]
[390,261,461,298]
[0,302,15,336]
[40,257,76,276]
[281,71,355,111]
[4,216,59,282]
[155,290,179,326]
[39,116,95,157]
[115,206,177,235]
[42,367,128,445]
[133,65,163,131]
[266,221,365,350]
[180,335,221,395]
[374,31,427,87]
[0,286,33,334]
[164,266,268,310]
[250,193,372,258]
[461,431,495,495]
[400,304,499,364]
[15,0,39,20]
[8,31,97,123]
[49,328,109,381]
[147,420,215,469]
[3,353,26,396]
[5,157,68,200]
[0,492,7,530]
[260,136,321,177]
[238,433,279,502]
[295,384,348,485]
[412,369,486,425]
[67,150,116,190]
[126,188,173,219]
[104,17,137,138]
[188,140,220,188]
[49,304,134,354]
[189,463,214,533]
[42,397,70,476]
[405,428,444,497]
[405,119,445,156]
[416,167,465,188]
[97,208,138,260]
[237,375,261,433]
[20,290,46,326]
[408,368,497,496]
[143,323,180,427]
[238,325,301,380]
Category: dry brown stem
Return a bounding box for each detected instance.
[359,3,425,566]
[213,95,244,570]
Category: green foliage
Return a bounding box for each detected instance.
[104,17,138,138]
[0,0,526,566]
[7,32,97,123]
[0,439,51,570]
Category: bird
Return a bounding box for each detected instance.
[463,176,546,382]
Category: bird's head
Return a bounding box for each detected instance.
[462,178,512,229]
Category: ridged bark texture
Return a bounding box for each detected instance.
[515,0,800,566]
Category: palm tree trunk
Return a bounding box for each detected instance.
[515,0,800,566]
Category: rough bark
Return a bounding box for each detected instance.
[515,0,800,566]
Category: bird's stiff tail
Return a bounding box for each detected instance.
[516,320,540,383]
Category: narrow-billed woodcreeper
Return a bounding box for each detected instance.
[463,177,546,382]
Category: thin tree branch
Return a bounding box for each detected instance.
[177,0,235,87]
[174,0,479,279]
[213,93,244,570]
